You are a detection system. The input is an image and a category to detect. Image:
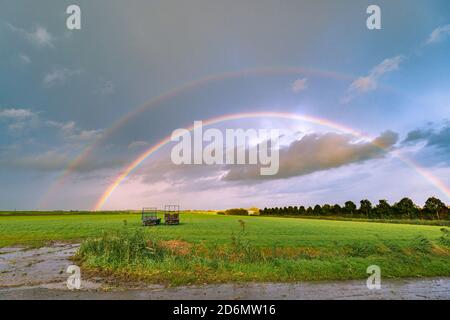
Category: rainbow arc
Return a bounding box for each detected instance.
[93,111,450,211]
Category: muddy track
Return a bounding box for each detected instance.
[0,244,449,300]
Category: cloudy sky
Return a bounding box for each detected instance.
[1,0,450,210]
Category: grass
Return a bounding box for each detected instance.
[0,211,135,217]
[1,212,449,285]
[259,214,450,226]
[0,212,447,248]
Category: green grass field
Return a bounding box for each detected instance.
[0,212,446,247]
[1,212,449,285]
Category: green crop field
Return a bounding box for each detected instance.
[0,212,446,247]
[1,212,449,285]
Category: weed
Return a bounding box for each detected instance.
[411,235,433,253]
[438,228,450,247]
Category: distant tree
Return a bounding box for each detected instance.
[359,199,372,217]
[375,200,391,219]
[344,201,357,216]
[299,206,306,216]
[331,204,342,216]
[313,204,322,216]
[224,208,249,216]
[393,198,418,219]
[262,196,448,220]
[322,204,331,216]
[288,206,294,215]
[424,197,447,220]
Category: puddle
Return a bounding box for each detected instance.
[0,243,81,287]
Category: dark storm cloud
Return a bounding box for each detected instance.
[132,130,399,186]
[403,122,450,151]
[223,131,399,181]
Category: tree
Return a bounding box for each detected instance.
[359,199,372,217]
[288,206,294,215]
[299,206,306,216]
[331,204,342,216]
[424,197,447,220]
[224,208,249,216]
[375,200,391,219]
[344,201,357,216]
[322,204,331,216]
[393,198,417,219]
[313,204,322,216]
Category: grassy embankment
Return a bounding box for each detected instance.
[1,212,449,285]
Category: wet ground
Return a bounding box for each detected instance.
[0,244,449,300]
[0,243,82,287]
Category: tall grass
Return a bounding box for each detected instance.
[438,228,450,247]
[78,227,167,268]
[77,223,450,285]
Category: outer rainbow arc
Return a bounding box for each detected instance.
[93,111,450,211]
[38,66,356,209]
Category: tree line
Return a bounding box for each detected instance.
[260,197,449,220]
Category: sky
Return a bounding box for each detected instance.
[1,0,450,210]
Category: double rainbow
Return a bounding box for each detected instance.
[39,66,355,208]
[37,66,445,210]
[93,111,450,211]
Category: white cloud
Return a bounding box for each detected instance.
[0,108,102,143]
[46,119,102,142]
[68,129,103,142]
[426,24,450,44]
[61,121,77,135]
[0,108,36,119]
[348,76,377,93]
[291,78,307,93]
[18,53,31,64]
[342,55,404,103]
[43,67,82,87]
[29,25,54,47]
[0,108,40,133]
[6,23,54,48]
[370,56,404,77]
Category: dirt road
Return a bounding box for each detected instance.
[1,244,449,300]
